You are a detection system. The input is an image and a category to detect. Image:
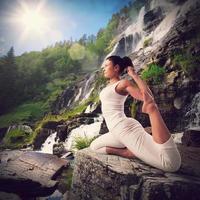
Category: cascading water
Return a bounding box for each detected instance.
[37,115,104,154]
[35,132,58,154]
[63,119,103,152]
[105,6,145,58]
[185,92,200,129]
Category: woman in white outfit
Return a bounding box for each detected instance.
[89,55,181,172]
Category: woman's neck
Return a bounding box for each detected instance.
[108,78,120,85]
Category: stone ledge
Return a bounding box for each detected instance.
[69,145,200,200]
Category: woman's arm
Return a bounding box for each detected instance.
[124,80,144,101]
[127,66,154,98]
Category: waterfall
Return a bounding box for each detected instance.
[35,132,58,154]
[74,88,82,102]
[152,6,179,43]
[104,6,145,58]
[36,115,104,155]
[63,118,103,152]
[81,73,95,99]
[185,92,200,129]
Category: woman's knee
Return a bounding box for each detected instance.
[89,140,98,151]
[161,151,182,172]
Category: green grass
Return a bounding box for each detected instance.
[0,101,49,128]
[71,135,99,152]
[172,53,200,77]
[141,63,165,84]
[0,128,36,149]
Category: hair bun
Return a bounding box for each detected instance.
[122,56,133,68]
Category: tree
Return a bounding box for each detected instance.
[0,47,20,114]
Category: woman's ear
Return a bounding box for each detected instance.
[113,64,119,73]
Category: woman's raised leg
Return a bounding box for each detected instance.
[141,90,171,144]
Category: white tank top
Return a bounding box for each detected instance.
[99,80,129,131]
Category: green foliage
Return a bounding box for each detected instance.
[141,63,166,84]
[172,53,200,77]
[0,47,20,114]
[0,101,49,128]
[143,37,153,48]
[71,135,98,151]
[0,128,36,149]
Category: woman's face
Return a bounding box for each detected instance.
[102,59,119,79]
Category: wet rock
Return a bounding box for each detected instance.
[69,144,200,200]
[182,127,200,147]
[143,7,165,33]
[0,150,70,197]
[42,121,63,130]
[0,191,21,200]
[53,142,68,157]
[0,127,7,143]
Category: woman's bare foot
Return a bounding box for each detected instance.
[142,90,158,114]
[122,148,135,158]
[106,146,135,159]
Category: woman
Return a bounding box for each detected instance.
[89,55,181,172]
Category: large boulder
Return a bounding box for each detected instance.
[0,150,70,198]
[69,142,200,200]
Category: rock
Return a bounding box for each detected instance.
[143,7,165,33]
[6,125,33,135]
[182,127,200,147]
[42,121,63,130]
[0,127,7,143]
[0,191,21,200]
[174,97,183,109]
[166,71,179,86]
[53,142,68,157]
[69,146,200,200]
[0,150,70,197]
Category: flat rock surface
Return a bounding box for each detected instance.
[70,144,200,200]
[0,150,70,197]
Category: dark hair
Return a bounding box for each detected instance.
[106,55,133,75]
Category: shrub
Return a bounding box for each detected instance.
[72,135,98,151]
[141,63,165,84]
[172,53,200,77]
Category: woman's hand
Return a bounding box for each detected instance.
[127,66,137,77]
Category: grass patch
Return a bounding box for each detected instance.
[172,52,200,78]
[0,101,49,128]
[71,135,98,152]
[141,63,165,84]
[0,128,36,149]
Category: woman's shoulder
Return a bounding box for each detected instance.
[119,79,132,87]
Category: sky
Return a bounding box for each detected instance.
[0,0,131,56]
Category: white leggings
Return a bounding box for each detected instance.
[90,117,181,172]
